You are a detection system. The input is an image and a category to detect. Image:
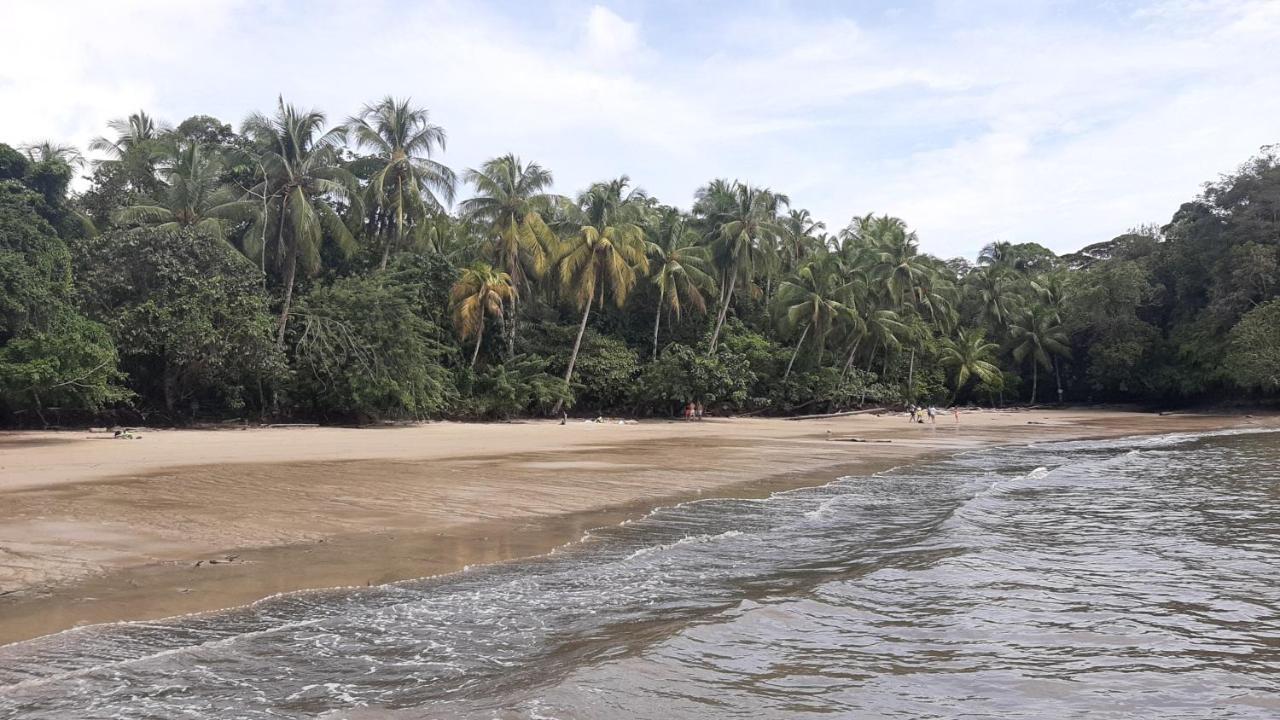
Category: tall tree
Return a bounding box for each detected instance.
[698,181,786,353]
[775,250,855,377]
[346,97,456,270]
[1010,305,1070,404]
[551,177,650,412]
[113,141,249,242]
[939,327,1002,402]
[645,208,714,359]
[460,155,558,353]
[450,262,515,367]
[241,97,359,347]
[20,142,86,169]
[88,110,170,194]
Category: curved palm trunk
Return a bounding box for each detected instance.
[552,296,593,415]
[906,348,915,403]
[506,293,519,358]
[1030,363,1038,404]
[275,242,298,349]
[839,337,861,381]
[707,272,737,355]
[651,301,662,360]
[380,185,404,272]
[470,315,485,368]
[783,323,810,380]
[1054,357,1063,404]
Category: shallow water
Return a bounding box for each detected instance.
[2,429,1278,719]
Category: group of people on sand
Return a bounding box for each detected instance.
[682,402,705,421]
[909,405,960,425]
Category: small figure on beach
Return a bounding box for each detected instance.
[695,402,704,421]
[953,407,960,425]
[683,402,695,421]
[927,406,937,425]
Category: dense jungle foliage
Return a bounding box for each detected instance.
[1,99,1277,425]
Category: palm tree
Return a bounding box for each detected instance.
[939,327,1002,402]
[1009,305,1070,404]
[1031,272,1072,402]
[551,177,650,412]
[775,250,855,377]
[698,181,787,353]
[346,97,456,270]
[779,208,825,275]
[646,208,714,359]
[460,155,559,353]
[113,141,250,242]
[451,262,515,367]
[242,97,359,347]
[21,141,86,169]
[89,110,170,192]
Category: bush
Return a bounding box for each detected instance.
[287,273,457,421]
[457,354,570,419]
[1226,299,1280,391]
[634,343,752,415]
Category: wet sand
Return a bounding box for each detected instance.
[0,409,1268,645]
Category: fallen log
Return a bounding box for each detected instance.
[787,408,885,421]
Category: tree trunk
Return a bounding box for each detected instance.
[275,243,298,348]
[380,186,404,272]
[707,272,737,355]
[507,294,519,358]
[1054,357,1063,404]
[470,315,485,368]
[860,341,879,406]
[906,348,915,403]
[840,337,862,381]
[784,324,810,380]
[1031,363,1038,404]
[651,301,662,360]
[552,297,593,414]
[162,360,180,414]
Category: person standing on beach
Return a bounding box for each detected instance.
[927,406,937,425]
[952,407,960,425]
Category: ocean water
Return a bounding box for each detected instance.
[1,428,1277,719]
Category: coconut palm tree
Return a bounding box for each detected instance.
[21,141,86,169]
[451,262,515,367]
[241,97,359,347]
[113,141,250,242]
[89,110,170,193]
[460,155,559,353]
[698,181,787,353]
[779,208,825,275]
[1031,271,1072,402]
[346,97,456,270]
[551,177,650,412]
[775,250,855,377]
[939,327,1002,402]
[646,208,714,359]
[1009,305,1070,404]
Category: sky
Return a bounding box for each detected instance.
[2,0,1278,259]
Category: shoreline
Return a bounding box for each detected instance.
[1,409,1271,646]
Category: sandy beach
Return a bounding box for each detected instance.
[0,409,1268,646]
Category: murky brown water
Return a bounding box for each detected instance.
[1,429,1277,719]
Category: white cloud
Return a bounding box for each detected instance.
[1,0,1277,259]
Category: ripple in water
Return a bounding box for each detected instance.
[1,428,1278,719]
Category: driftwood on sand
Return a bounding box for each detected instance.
[787,408,885,421]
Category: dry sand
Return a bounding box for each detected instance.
[0,409,1269,645]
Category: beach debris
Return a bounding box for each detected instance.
[788,408,884,421]
[112,428,142,439]
[195,554,242,567]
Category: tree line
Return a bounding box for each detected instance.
[2,96,1278,425]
